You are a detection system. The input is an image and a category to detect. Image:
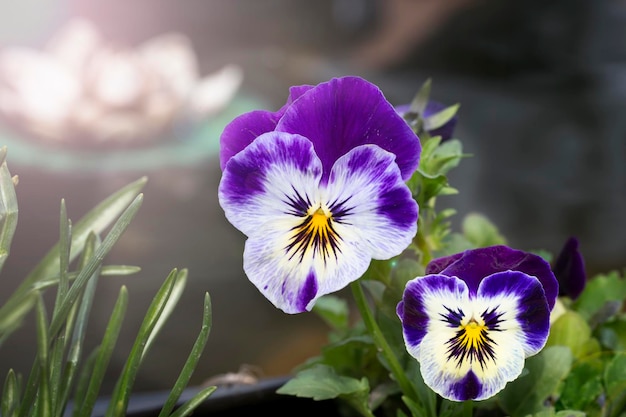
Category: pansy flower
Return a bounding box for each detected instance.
[219,76,421,314]
[397,245,558,401]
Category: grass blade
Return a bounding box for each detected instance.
[2,369,20,417]
[49,193,143,338]
[158,292,212,417]
[35,294,52,417]
[105,268,183,417]
[53,199,71,318]
[0,177,146,338]
[75,286,128,417]
[167,387,216,417]
[31,265,141,292]
[143,269,188,359]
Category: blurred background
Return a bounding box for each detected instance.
[1,0,625,394]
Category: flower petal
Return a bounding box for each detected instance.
[218,131,322,236]
[426,245,559,310]
[218,84,315,169]
[399,271,551,401]
[276,76,421,182]
[477,271,551,356]
[397,274,470,359]
[219,110,282,170]
[326,144,418,259]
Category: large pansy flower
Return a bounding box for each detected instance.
[397,245,558,401]
[219,76,421,314]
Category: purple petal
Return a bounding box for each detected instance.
[553,236,586,300]
[276,76,421,183]
[219,110,282,169]
[218,84,315,169]
[448,371,482,401]
[397,274,469,352]
[327,145,418,258]
[478,271,551,354]
[218,131,322,236]
[427,246,558,310]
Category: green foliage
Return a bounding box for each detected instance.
[0,150,214,417]
[498,346,573,417]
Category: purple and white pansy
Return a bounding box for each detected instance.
[397,245,559,401]
[218,76,421,314]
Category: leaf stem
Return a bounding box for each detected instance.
[350,281,418,402]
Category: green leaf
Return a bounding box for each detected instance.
[572,271,626,321]
[74,286,128,417]
[313,295,349,331]
[554,411,586,417]
[35,294,52,417]
[605,353,626,408]
[167,386,216,417]
[158,292,213,417]
[558,357,605,413]
[277,364,370,400]
[462,212,507,247]
[2,369,20,417]
[498,346,573,417]
[423,103,460,131]
[143,269,188,359]
[598,315,626,351]
[546,311,591,358]
[409,78,432,115]
[105,268,185,417]
[0,177,146,340]
[31,265,141,291]
[48,193,143,338]
[0,146,18,275]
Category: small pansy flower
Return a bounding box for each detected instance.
[397,245,558,401]
[219,76,421,314]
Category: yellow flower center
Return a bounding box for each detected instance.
[285,205,342,263]
[446,316,497,370]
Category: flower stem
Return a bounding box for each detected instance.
[463,400,474,417]
[350,281,419,402]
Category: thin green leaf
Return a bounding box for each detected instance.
[423,103,460,131]
[409,78,432,115]
[54,234,102,417]
[35,294,52,417]
[2,369,19,417]
[0,177,146,339]
[49,193,143,338]
[31,265,141,292]
[144,269,188,359]
[75,286,128,417]
[17,362,40,417]
[70,348,99,417]
[158,292,212,417]
[0,146,18,275]
[167,386,217,417]
[53,199,71,317]
[105,269,183,417]
[49,333,67,416]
